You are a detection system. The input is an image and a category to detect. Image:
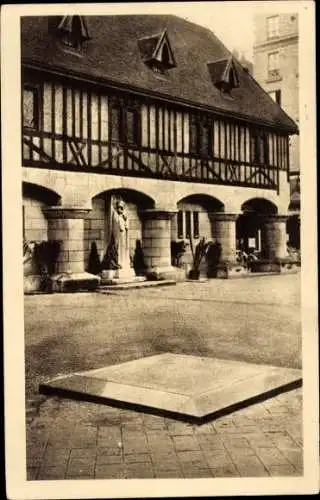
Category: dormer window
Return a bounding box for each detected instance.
[138,30,176,74]
[49,15,90,52]
[207,56,240,94]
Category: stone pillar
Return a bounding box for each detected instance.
[260,214,288,260]
[44,206,100,292]
[141,209,176,280]
[210,213,238,262]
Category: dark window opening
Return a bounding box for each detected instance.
[126,109,139,145]
[177,211,184,239]
[193,212,199,239]
[161,44,170,66]
[185,211,191,239]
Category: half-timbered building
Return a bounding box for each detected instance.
[21,15,298,291]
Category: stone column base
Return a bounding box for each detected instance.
[145,266,183,281]
[48,272,101,293]
[212,262,247,279]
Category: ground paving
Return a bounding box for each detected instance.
[25,274,303,479]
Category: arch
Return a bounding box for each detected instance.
[176,194,224,212]
[241,197,278,215]
[91,187,155,209]
[22,182,61,206]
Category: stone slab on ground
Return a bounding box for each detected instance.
[97,280,176,291]
[40,353,302,423]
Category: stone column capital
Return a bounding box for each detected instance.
[260,214,289,223]
[209,212,239,222]
[140,209,176,221]
[44,206,91,220]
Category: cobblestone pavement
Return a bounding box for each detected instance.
[27,388,303,480]
[25,274,303,480]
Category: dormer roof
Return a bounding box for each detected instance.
[207,55,240,93]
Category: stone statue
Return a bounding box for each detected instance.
[102,196,133,278]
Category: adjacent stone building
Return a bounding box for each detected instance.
[21,15,298,291]
[253,12,300,248]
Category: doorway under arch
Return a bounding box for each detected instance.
[237,198,278,256]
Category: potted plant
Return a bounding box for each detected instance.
[188,236,210,280]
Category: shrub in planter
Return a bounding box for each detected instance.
[133,239,147,276]
[87,241,101,275]
[101,233,119,270]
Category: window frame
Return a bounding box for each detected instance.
[267,15,280,39]
[268,51,280,77]
[177,210,200,240]
[23,83,41,130]
[250,129,269,165]
[109,100,141,147]
[268,89,282,106]
[189,115,212,158]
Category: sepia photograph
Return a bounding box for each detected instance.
[2,1,318,498]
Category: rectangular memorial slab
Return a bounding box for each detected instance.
[40,353,302,424]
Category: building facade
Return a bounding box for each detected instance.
[21,15,297,291]
[253,12,300,248]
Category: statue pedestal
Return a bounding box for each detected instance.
[115,267,136,280]
[100,268,145,286]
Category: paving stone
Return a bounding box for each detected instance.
[122,431,148,454]
[150,450,178,461]
[154,469,183,478]
[255,447,290,466]
[69,447,97,459]
[146,431,175,452]
[95,464,126,479]
[267,463,299,476]
[211,464,239,477]
[97,426,122,447]
[96,453,123,465]
[66,457,95,477]
[96,446,121,456]
[125,462,154,478]
[234,456,269,477]
[37,465,67,480]
[124,453,152,463]
[280,448,303,469]
[198,434,225,451]
[172,435,201,451]
[167,422,194,435]
[204,450,235,469]
[220,436,251,449]
[193,423,215,434]
[42,445,70,467]
[152,460,182,475]
[176,450,206,463]
[181,465,213,478]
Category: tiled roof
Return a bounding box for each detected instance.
[21,15,298,133]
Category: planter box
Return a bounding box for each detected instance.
[24,275,46,293]
[249,260,281,273]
